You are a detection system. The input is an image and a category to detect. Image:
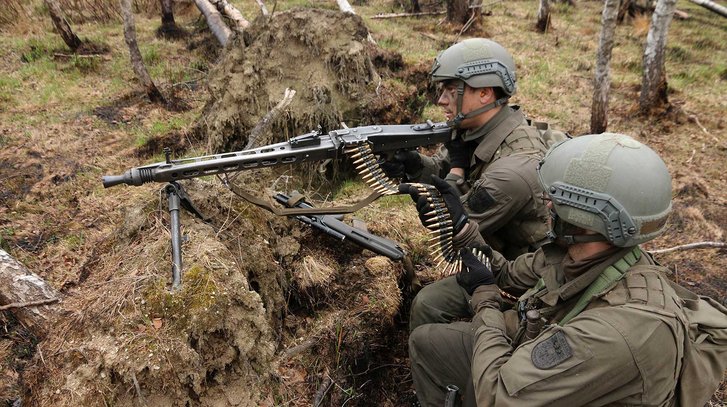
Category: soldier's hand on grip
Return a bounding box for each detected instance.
[444,138,471,170]
[455,244,494,295]
[379,150,422,181]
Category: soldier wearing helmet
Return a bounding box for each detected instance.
[402,133,697,406]
[385,39,555,332]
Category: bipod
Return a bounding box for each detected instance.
[164,180,208,290]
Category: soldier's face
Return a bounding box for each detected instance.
[437,82,493,129]
[437,81,460,122]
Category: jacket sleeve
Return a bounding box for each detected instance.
[491,249,544,295]
[463,156,540,234]
[470,306,680,406]
[410,147,450,183]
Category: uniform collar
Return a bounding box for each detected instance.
[539,246,643,306]
[463,106,526,164]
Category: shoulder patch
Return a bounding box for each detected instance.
[466,185,496,213]
[531,331,573,369]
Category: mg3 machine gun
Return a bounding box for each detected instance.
[103,121,454,289]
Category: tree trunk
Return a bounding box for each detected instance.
[0,249,60,339]
[536,0,551,32]
[336,0,356,13]
[193,0,232,46]
[689,0,727,18]
[120,0,167,104]
[640,0,676,113]
[44,0,82,52]
[160,0,175,26]
[447,0,469,24]
[590,0,621,133]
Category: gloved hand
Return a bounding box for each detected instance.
[398,175,469,235]
[445,138,471,169]
[379,150,422,181]
[455,244,494,295]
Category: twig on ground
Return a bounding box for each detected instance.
[370,11,445,19]
[649,241,727,254]
[313,373,334,407]
[0,298,59,311]
[281,337,318,360]
[131,371,147,406]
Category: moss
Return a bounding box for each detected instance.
[141,264,230,333]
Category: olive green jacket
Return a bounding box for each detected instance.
[469,245,685,406]
[418,106,550,259]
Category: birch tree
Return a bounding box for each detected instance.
[44,0,82,51]
[193,0,233,46]
[120,0,167,104]
[591,0,621,133]
[640,0,677,113]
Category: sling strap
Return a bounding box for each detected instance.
[559,246,641,325]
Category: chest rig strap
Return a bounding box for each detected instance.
[558,246,641,325]
[517,246,642,326]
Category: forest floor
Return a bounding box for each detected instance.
[0,0,725,406]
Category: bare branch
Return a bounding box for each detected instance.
[0,298,59,311]
[649,241,727,254]
[245,88,297,150]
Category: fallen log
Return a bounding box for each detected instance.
[209,0,250,30]
[0,249,61,338]
[689,0,727,18]
[193,0,232,46]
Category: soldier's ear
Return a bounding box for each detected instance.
[478,88,494,103]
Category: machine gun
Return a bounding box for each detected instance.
[103,121,452,288]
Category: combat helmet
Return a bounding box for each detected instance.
[431,38,517,128]
[537,133,672,247]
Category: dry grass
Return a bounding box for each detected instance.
[0,0,725,405]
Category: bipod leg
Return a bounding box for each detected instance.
[165,182,183,290]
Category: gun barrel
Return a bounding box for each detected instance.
[101,167,155,188]
[102,174,127,188]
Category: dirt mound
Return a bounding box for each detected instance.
[195,8,418,153]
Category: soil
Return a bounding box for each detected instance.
[0,1,725,407]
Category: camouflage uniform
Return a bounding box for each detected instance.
[409,244,686,406]
[409,106,550,331]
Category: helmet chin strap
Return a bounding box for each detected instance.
[547,211,608,247]
[446,82,509,130]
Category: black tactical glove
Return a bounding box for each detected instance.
[379,150,423,181]
[445,138,471,169]
[398,175,469,235]
[455,244,494,295]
